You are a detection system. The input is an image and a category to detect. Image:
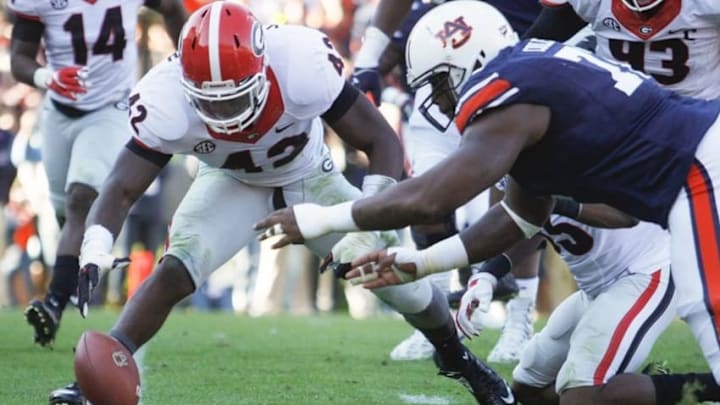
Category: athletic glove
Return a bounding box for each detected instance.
[321,230,399,279]
[45,66,89,101]
[456,272,497,339]
[77,225,129,318]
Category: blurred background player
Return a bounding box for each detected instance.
[52,3,514,404]
[526,0,720,100]
[8,0,186,347]
[350,0,543,363]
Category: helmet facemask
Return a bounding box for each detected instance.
[410,63,469,132]
[182,67,270,134]
[621,0,664,13]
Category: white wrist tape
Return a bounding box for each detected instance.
[416,235,469,278]
[355,26,391,68]
[361,174,397,197]
[500,200,541,238]
[80,225,114,266]
[294,201,360,239]
[33,67,53,89]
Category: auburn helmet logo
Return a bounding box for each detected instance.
[435,16,473,49]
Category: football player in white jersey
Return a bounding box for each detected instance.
[9,0,187,349]
[456,188,678,404]
[526,0,720,100]
[50,3,514,404]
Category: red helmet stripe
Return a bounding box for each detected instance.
[208,2,223,81]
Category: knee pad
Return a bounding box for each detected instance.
[372,278,433,314]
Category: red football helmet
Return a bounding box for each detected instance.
[621,0,664,12]
[179,2,270,133]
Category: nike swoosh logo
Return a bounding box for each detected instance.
[500,384,515,404]
[667,28,691,34]
[275,123,293,133]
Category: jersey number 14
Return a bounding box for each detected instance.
[63,6,127,65]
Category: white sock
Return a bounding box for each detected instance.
[515,276,539,302]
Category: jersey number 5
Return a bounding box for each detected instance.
[63,6,127,65]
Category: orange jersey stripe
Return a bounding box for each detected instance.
[455,79,512,133]
[593,270,661,384]
[686,163,720,339]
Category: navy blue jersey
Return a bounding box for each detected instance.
[454,39,720,226]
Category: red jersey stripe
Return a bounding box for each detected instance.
[455,79,512,133]
[592,270,661,384]
[686,163,720,339]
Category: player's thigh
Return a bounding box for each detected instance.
[67,104,130,192]
[39,101,75,212]
[282,165,361,257]
[513,291,586,388]
[165,165,274,288]
[669,124,720,381]
[556,267,675,393]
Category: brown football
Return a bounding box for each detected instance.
[74,330,141,405]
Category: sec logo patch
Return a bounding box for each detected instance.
[193,141,216,154]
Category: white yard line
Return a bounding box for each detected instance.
[398,393,452,405]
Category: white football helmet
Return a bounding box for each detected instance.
[621,0,664,12]
[405,1,518,130]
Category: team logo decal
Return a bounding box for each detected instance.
[112,351,129,367]
[603,17,621,32]
[251,23,265,56]
[640,25,653,35]
[50,0,68,9]
[193,140,216,154]
[435,16,473,49]
[321,158,334,173]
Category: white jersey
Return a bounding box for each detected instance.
[9,0,146,110]
[129,25,345,187]
[542,0,720,99]
[543,216,670,297]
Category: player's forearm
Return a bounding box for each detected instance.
[372,0,414,37]
[460,204,526,264]
[364,139,404,180]
[577,203,639,228]
[352,175,452,230]
[522,5,586,41]
[10,56,41,87]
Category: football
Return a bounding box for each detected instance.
[74,331,141,405]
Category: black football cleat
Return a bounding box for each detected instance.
[25,299,61,347]
[434,349,516,405]
[49,382,85,405]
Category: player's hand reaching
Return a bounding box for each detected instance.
[254,207,303,248]
[350,67,382,106]
[77,225,129,318]
[320,230,399,278]
[456,273,497,339]
[46,66,89,101]
[345,247,426,288]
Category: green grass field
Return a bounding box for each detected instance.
[0,309,709,404]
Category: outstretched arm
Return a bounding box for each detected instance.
[255,103,550,246]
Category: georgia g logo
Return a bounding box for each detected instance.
[251,23,265,56]
[435,16,473,49]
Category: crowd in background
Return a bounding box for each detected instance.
[0,0,573,319]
